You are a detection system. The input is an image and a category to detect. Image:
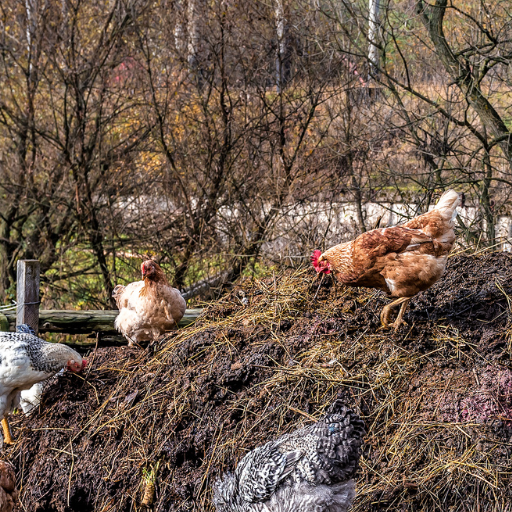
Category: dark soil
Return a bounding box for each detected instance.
[8,253,512,512]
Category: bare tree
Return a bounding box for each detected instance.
[367,0,380,80]
[0,0,151,304]
[3,0,510,309]
[318,0,512,243]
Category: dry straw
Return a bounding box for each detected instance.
[11,253,512,511]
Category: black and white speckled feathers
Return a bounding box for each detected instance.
[213,402,365,512]
[0,331,82,375]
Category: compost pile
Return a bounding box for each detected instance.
[8,253,512,512]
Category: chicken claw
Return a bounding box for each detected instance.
[380,297,411,332]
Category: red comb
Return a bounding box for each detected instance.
[311,250,322,267]
[311,250,331,274]
[81,360,88,370]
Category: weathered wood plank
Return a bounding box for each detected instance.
[16,260,40,333]
[4,308,203,334]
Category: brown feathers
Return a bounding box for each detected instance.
[317,191,462,297]
[314,190,463,329]
[139,260,169,297]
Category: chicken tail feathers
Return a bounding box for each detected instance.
[434,190,462,214]
[16,324,36,335]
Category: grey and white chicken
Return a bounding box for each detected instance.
[213,402,365,512]
[0,326,86,445]
[15,325,45,415]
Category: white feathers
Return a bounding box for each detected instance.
[384,278,396,294]
[434,189,462,221]
[19,382,43,415]
[113,279,186,345]
[19,367,65,415]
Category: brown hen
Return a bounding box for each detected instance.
[0,462,16,512]
[312,190,464,330]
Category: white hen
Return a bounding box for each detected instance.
[113,260,186,346]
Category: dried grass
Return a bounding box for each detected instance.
[10,254,512,512]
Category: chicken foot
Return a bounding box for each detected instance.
[380,297,412,331]
[1,418,13,445]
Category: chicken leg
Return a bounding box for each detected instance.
[380,297,412,332]
[1,418,13,445]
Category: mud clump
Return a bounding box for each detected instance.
[8,252,512,512]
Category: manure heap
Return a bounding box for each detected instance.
[9,253,512,512]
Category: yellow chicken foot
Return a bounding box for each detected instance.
[1,418,13,445]
[389,298,411,331]
[380,297,412,331]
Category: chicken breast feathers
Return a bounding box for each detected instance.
[113,262,186,345]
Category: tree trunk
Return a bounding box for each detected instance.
[174,0,187,53]
[275,0,290,91]
[187,0,202,77]
[368,0,380,80]
[481,152,495,243]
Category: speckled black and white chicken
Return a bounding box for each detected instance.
[15,325,62,415]
[213,402,365,512]
[0,326,86,445]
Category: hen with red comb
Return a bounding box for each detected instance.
[311,250,330,274]
[311,190,463,331]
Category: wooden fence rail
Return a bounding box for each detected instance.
[2,308,202,334]
[0,260,203,351]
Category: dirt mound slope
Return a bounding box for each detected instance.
[8,253,512,511]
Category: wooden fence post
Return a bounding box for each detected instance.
[16,260,40,334]
[0,313,8,332]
